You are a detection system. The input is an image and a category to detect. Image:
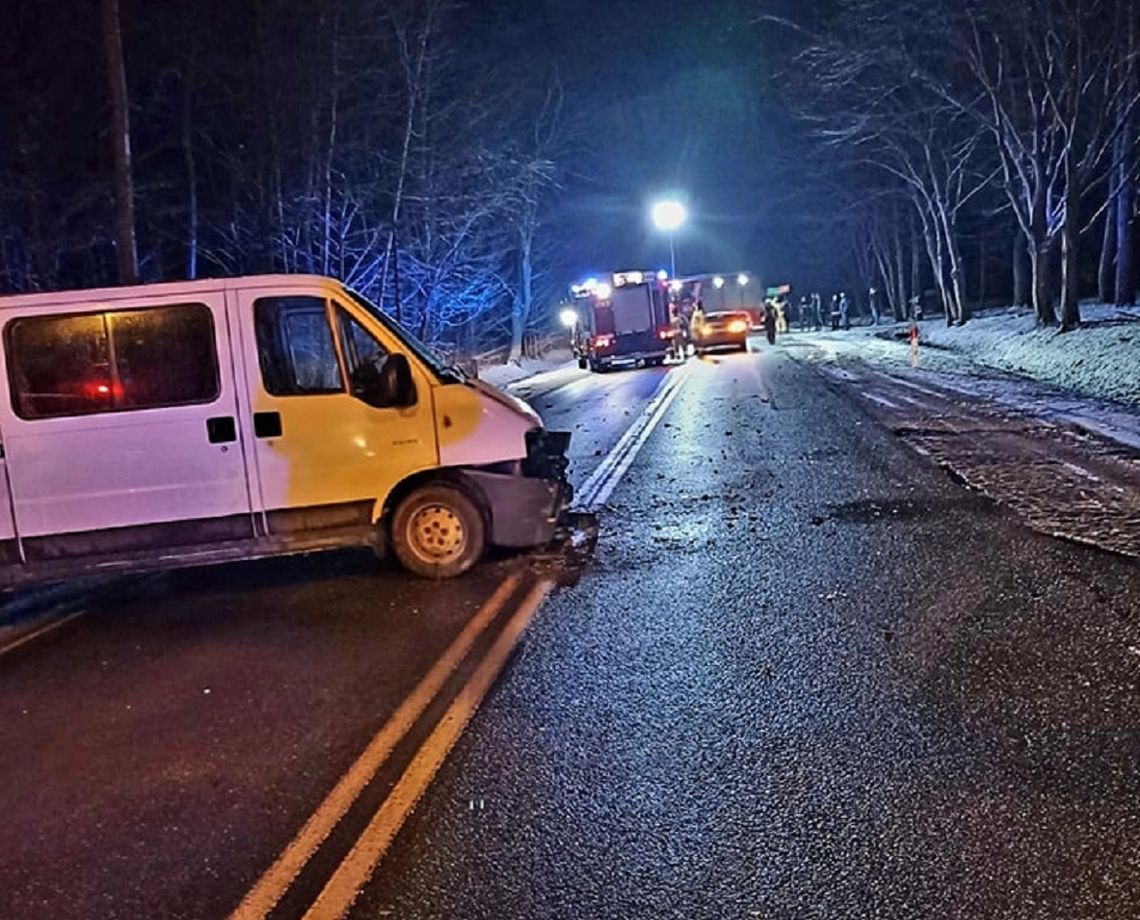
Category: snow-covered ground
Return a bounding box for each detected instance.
[476,348,575,389]
[788,304,1140,454]
[796,303,1139,407]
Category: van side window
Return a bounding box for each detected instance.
[254,297,344,396]
[335,305,389,396]
[6,304,218,420]
[108,307,218,410]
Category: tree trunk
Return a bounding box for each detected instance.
[1059,152,1082,331]
[977,234,985,313]
[1030,236,1058,326]
[910,209,921,317]
[1013,231,1029,307]
[946,229,968,324]
[1098,198,1116,304]
[321,0,340,277]
[182,73,198,280]
[933,195,967,324]
[1115,139,1136,305]
[381,7,432,322]
[510,225,533,361]
[893,207,907,320]
[916,202,949,322]
[101,0,139,284]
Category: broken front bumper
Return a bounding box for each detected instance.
[466,429,573,548]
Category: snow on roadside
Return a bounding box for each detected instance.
[910,304,1139,406]
[811,303,1140,406]
[476,348,575,389]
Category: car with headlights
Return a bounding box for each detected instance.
[693,310,751,354]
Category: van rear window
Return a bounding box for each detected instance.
[6,304,219,419]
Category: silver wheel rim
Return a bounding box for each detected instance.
[406,503,466,566]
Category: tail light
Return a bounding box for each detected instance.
[592,334,614,349]
[657,326,674,340]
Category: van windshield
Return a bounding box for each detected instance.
[344,288,464,383]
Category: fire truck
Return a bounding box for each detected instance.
[569,271,677,372]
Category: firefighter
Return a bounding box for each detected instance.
[763,300,778,344]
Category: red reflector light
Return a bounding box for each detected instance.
[592,334,614,349]
[657,326,674,340]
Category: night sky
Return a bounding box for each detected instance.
[466,0,795,287]
[1,0,828,305]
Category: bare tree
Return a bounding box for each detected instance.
[956,0,1140,328]
[795,1,995,324]
[101,0,139,284]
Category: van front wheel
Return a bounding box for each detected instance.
[391,485,485,578]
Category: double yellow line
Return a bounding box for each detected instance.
[230,574,554,920]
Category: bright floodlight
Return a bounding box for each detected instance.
[594,282,613,301]
[737,273,749,286]
[652,200,687,232]
[713,276,725,289]
[657,269,669,281]
[559,308,578,329]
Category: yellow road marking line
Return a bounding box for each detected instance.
[229,574,522,920]
[0,609,87,659]
[302,578,556,920]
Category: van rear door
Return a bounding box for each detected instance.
[0,293,255,559]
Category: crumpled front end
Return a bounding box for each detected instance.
[464,428,573,548]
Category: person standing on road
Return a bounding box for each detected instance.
[868,287,880,326]
[764,300,778,344]
[775,298,788,334]
[830,294,841,331]
[813,292,824,330]
[839,292,850,330]
[799,296,810,331]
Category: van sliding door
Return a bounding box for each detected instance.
[0,294,255,560]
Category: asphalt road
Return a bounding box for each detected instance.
[1,342,1138,919]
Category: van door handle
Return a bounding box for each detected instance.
[254,411,283,439]
[206,416,237,444]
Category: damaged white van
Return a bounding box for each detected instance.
[0,275,570,584]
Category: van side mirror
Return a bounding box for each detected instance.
[377,353,416,408]
[352,353,416,408]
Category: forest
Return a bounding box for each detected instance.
[2,0,1138,359]
[766,0,1140,329]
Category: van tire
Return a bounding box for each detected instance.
[391,484,485,578]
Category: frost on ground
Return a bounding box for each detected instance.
[792,304,1140,454]
[910,304,1140,406]
[800,303,1139,407]
[476,348,574,389]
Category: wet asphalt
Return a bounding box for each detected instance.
[1,345,1138,919]
[0,364,666,920]
[355,348,1140,919]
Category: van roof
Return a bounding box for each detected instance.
[0,274,345,311]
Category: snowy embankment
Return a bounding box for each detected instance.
[870,304,1140,406]
[476,348,575,389]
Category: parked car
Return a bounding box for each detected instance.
[693,310,751,354]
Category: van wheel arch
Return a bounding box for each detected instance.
[376,470,492,558]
